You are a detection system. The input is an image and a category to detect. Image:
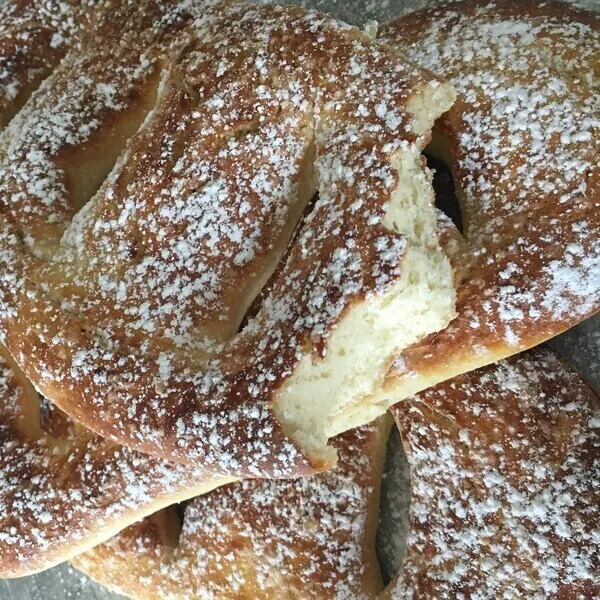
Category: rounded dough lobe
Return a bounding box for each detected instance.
[0,341,235,578]
[73,419,392,600]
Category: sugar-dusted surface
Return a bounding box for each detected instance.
[0,342,234,577]
[0,0,202,254]
[73,347,600,600]
[380,0,600,398]
[0,0,189,131]
[0,0,451,471]
[0,0,79,127]
[2,1,599,598]
[388,348,600,598]
[73,419,391,600]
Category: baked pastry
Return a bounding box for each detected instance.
[72,418,391,599]
[0,215,466,579]
[0,341,237,577]
[0,1,456,472]
[384,348,600,598]
[371,0,600,414]
[0,0,238,579]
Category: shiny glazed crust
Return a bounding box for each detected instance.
[376,0,600,404]
[72,418,392,600]
[0,0,455,472]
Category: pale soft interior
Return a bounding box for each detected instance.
[274,82,457,461]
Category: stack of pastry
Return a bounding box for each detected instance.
[0,0,598,598]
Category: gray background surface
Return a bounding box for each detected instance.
[2,0,599,597]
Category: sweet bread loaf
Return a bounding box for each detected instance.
[2,1,597,595]
[0,1,456,473]
[384,348,600,598]
[72,418,392,599]
[371,0,600,415]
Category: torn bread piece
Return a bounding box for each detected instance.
[0,1,455,473]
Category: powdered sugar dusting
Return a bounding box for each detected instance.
[389,348,600,598]
[0,343,231,576]
[0,0,201,258]
[73,420,389,599]
[0,0,80,125]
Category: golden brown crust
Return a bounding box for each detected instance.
[0,342,234,578]
[0,0,179,130]
[379,0,600,398]
[73,418,392,600]
[0,0,80,129]
[0,1,453,472]
[385,348,600,598]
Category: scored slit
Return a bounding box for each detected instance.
[426,153,463,234]
[239,191,321,332]
[58,67,166,216]
[13,57,167,260]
